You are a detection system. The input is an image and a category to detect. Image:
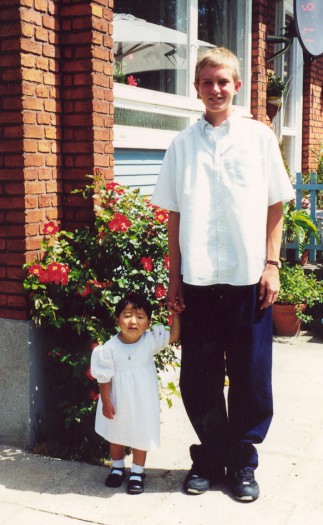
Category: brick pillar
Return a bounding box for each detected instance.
[251,0,268,124]
[59,0,114,228]
[0,0,114,321]
[302,56,323,173]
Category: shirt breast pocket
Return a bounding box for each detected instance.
[224,153,264,188]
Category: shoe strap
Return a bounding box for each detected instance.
[111,468,124,476]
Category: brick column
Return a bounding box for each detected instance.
[302,56,323,173]
[0,0,114,321]
[59,0,114,228]
[251,0,268,123]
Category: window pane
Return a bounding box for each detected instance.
[115,107,188,131]
[198,0,248,105]
[114,1,188,96]
[283,15,295,128]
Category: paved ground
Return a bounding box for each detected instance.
[1,332,323,525]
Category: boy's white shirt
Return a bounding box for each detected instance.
[151,112,295,287]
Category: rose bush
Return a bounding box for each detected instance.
[23,172,179,462]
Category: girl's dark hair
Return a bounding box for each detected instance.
[115,292,153,320]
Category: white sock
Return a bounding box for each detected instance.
[112,459,125,474]
[130,463,144,480]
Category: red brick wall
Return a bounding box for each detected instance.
[302,56,323,173]
[0,0,114,321]
[251,0,269,123]
[252,0,323,170]
[59,0,114,228]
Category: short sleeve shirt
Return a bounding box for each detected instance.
[151,113,295,286]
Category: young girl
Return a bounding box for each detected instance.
[91,292,181,495]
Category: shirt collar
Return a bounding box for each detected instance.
[200,111,240,135]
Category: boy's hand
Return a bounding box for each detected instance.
[167,276,185,314]
[102,399,115,419]
[259,266,280,309]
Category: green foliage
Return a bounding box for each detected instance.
[266,72,286,97]
[23,172,180,461]
[277,263,323,322]
[282,202,320,257]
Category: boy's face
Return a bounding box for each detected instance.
[194,65,242,126]
[116,304,150,344]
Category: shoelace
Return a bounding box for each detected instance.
[237,468,254,482]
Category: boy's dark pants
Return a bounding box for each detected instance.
[180,283,273,479]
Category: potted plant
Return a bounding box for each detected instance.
[267,72,286,104]
[273,263,323,336]
[282,201,320,264]
[266,72,286,120]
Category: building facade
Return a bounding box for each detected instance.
[0,0,322,446]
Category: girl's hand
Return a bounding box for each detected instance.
[102,399,115,419]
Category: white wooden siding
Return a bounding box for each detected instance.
[114,149,165,195]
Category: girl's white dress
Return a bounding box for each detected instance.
[91,325,170,451]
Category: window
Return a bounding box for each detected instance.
[272,0,304,175]
[113,0,252,149]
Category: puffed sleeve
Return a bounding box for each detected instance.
[90,342,115,383]
[150,325,170,355]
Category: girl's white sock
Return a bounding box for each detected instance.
[112,459,125,472]
[130,463,144,480]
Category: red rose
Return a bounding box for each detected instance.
[42,262,70,285]
[164,255,170,270]
[154,209,168,223]
[141,257,153,272]
[108,212,132,232]
[80,283,92,297]
[28,264,43,277]
[105,182,125,195]
[127,75,138,86]
[155,283,166,299]
[43,221,59,235]
[39,268,51,283]
[89,390,99,401]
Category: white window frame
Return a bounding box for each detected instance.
[273,0,304,174]
[114,0,252,150]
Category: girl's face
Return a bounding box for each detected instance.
[194,65,241,126]
[116,304,150,344]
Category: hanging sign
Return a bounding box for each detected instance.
[294,0,323,58]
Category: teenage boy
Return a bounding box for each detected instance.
[151,47,294,502]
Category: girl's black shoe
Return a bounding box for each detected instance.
[127,473,146,495]
[105,467,126,488]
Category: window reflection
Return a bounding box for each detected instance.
[113,1,250,130]
[114,0,188,96]
[198,0,247,106]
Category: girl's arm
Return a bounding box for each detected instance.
[169,314,180,344]
[99,382,115,419]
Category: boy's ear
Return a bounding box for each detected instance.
[234,79,242,94]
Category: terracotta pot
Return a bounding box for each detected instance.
[300,250,309,266]
[273,303,307,336]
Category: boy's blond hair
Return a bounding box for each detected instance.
[195,47,241,84]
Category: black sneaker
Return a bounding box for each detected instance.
[229,467,260,502]
[183,470,211,495]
